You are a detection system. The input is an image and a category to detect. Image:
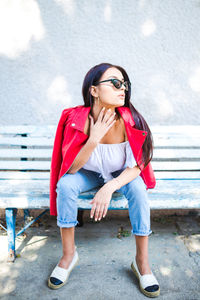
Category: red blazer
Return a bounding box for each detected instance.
[50,105,156,216]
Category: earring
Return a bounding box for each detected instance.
[96,96,100,105]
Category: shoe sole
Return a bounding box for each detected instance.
[131,262,160,298]
[47,257,79,290]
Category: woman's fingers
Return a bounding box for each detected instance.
[97,107,105,122]
[102,203,109,218]
[98,203,107,221]
[90,199,103,221]
[91,202,108,221]
[102,108,114,123]
[96,204,104,221]
[105,119,117,133]
[89,114,94,128]
[94,203,101,221]
[90,202,96,218]
[105,113,116,127]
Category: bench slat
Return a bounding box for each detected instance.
[1,160,200,171]
[0,171,200,180]
[1,136,200,148]
[153,149,200,159]
[0,149,52,158]
[0,171,50,179]
[0,125,56,136]
[155,171,200,179]
[151,125,200,134]
[1,196,199,209]
[153,137,200,148]
[1,125,200,135]
[0,178,199,194]
[0,124,199,131]
[0,137,54,147]
[152,161,200,171]
[0,180,199,208]
[0,161,51,170]
[1,148,200,160]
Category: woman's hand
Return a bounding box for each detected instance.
[89,107,116,144]
[90,182,115,221]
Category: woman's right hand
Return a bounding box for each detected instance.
[88,107,116,144]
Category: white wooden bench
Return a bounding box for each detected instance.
[0,125,200,262]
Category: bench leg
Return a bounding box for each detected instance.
[23,209,31,225]
[77,209,84,227]
[5,208,18,262]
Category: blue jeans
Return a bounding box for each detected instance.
[56,168,152,236]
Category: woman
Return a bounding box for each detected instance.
[48,63,160,297]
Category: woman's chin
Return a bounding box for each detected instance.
[102,99,125,107]
[115,99,125,106]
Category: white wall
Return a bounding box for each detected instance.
[0,0,199,125]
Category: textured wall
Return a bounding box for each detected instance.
[0,0,200,125]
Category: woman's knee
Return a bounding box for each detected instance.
[124,176,147,200]
[56,173,80,196]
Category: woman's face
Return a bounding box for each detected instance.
[91,67,126,108]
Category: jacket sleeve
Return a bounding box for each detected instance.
[49,108,72,215]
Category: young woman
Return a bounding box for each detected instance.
[48,63,160,297]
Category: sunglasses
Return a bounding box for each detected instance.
[96,78,131,91]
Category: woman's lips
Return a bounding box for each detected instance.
[118,95,125,98]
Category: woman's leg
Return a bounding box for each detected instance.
[134,235,151,275]
[56,168,104,269]
[112,170,152,275]
[59,227,75,269]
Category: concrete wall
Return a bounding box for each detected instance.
[0,0,199,126]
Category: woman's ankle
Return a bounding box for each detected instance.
[62,244,76,256]
[136,254,149,263]
[58,252,75,269]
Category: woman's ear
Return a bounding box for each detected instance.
[90,85,98,98]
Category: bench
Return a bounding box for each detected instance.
[0,125,200,262]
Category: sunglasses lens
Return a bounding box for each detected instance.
[112,79,121,89]
[111,79,130,91]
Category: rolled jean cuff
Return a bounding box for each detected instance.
[57,219,78,228]
[131,229,152,236]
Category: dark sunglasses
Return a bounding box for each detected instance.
[96,78,131,91]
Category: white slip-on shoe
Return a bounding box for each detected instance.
[48,250,79,290]
[131,256,160,298]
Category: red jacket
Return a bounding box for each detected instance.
[50,105,156,216]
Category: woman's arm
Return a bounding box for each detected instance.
[67,138,98,174]
[108,165,141,191]
[90,166,141,221]
[68,108,116,174]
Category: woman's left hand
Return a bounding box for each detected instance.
[90,183,114,221]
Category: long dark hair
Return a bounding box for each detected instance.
[82,63,153,168]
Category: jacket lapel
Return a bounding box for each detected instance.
[70,106,91,132]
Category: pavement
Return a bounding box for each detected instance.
[0,210,200,300]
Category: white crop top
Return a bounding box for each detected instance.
[82,141,137,183]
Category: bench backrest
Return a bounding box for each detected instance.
[1,125,200,178]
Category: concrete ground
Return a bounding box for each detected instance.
[0,210,200,300]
